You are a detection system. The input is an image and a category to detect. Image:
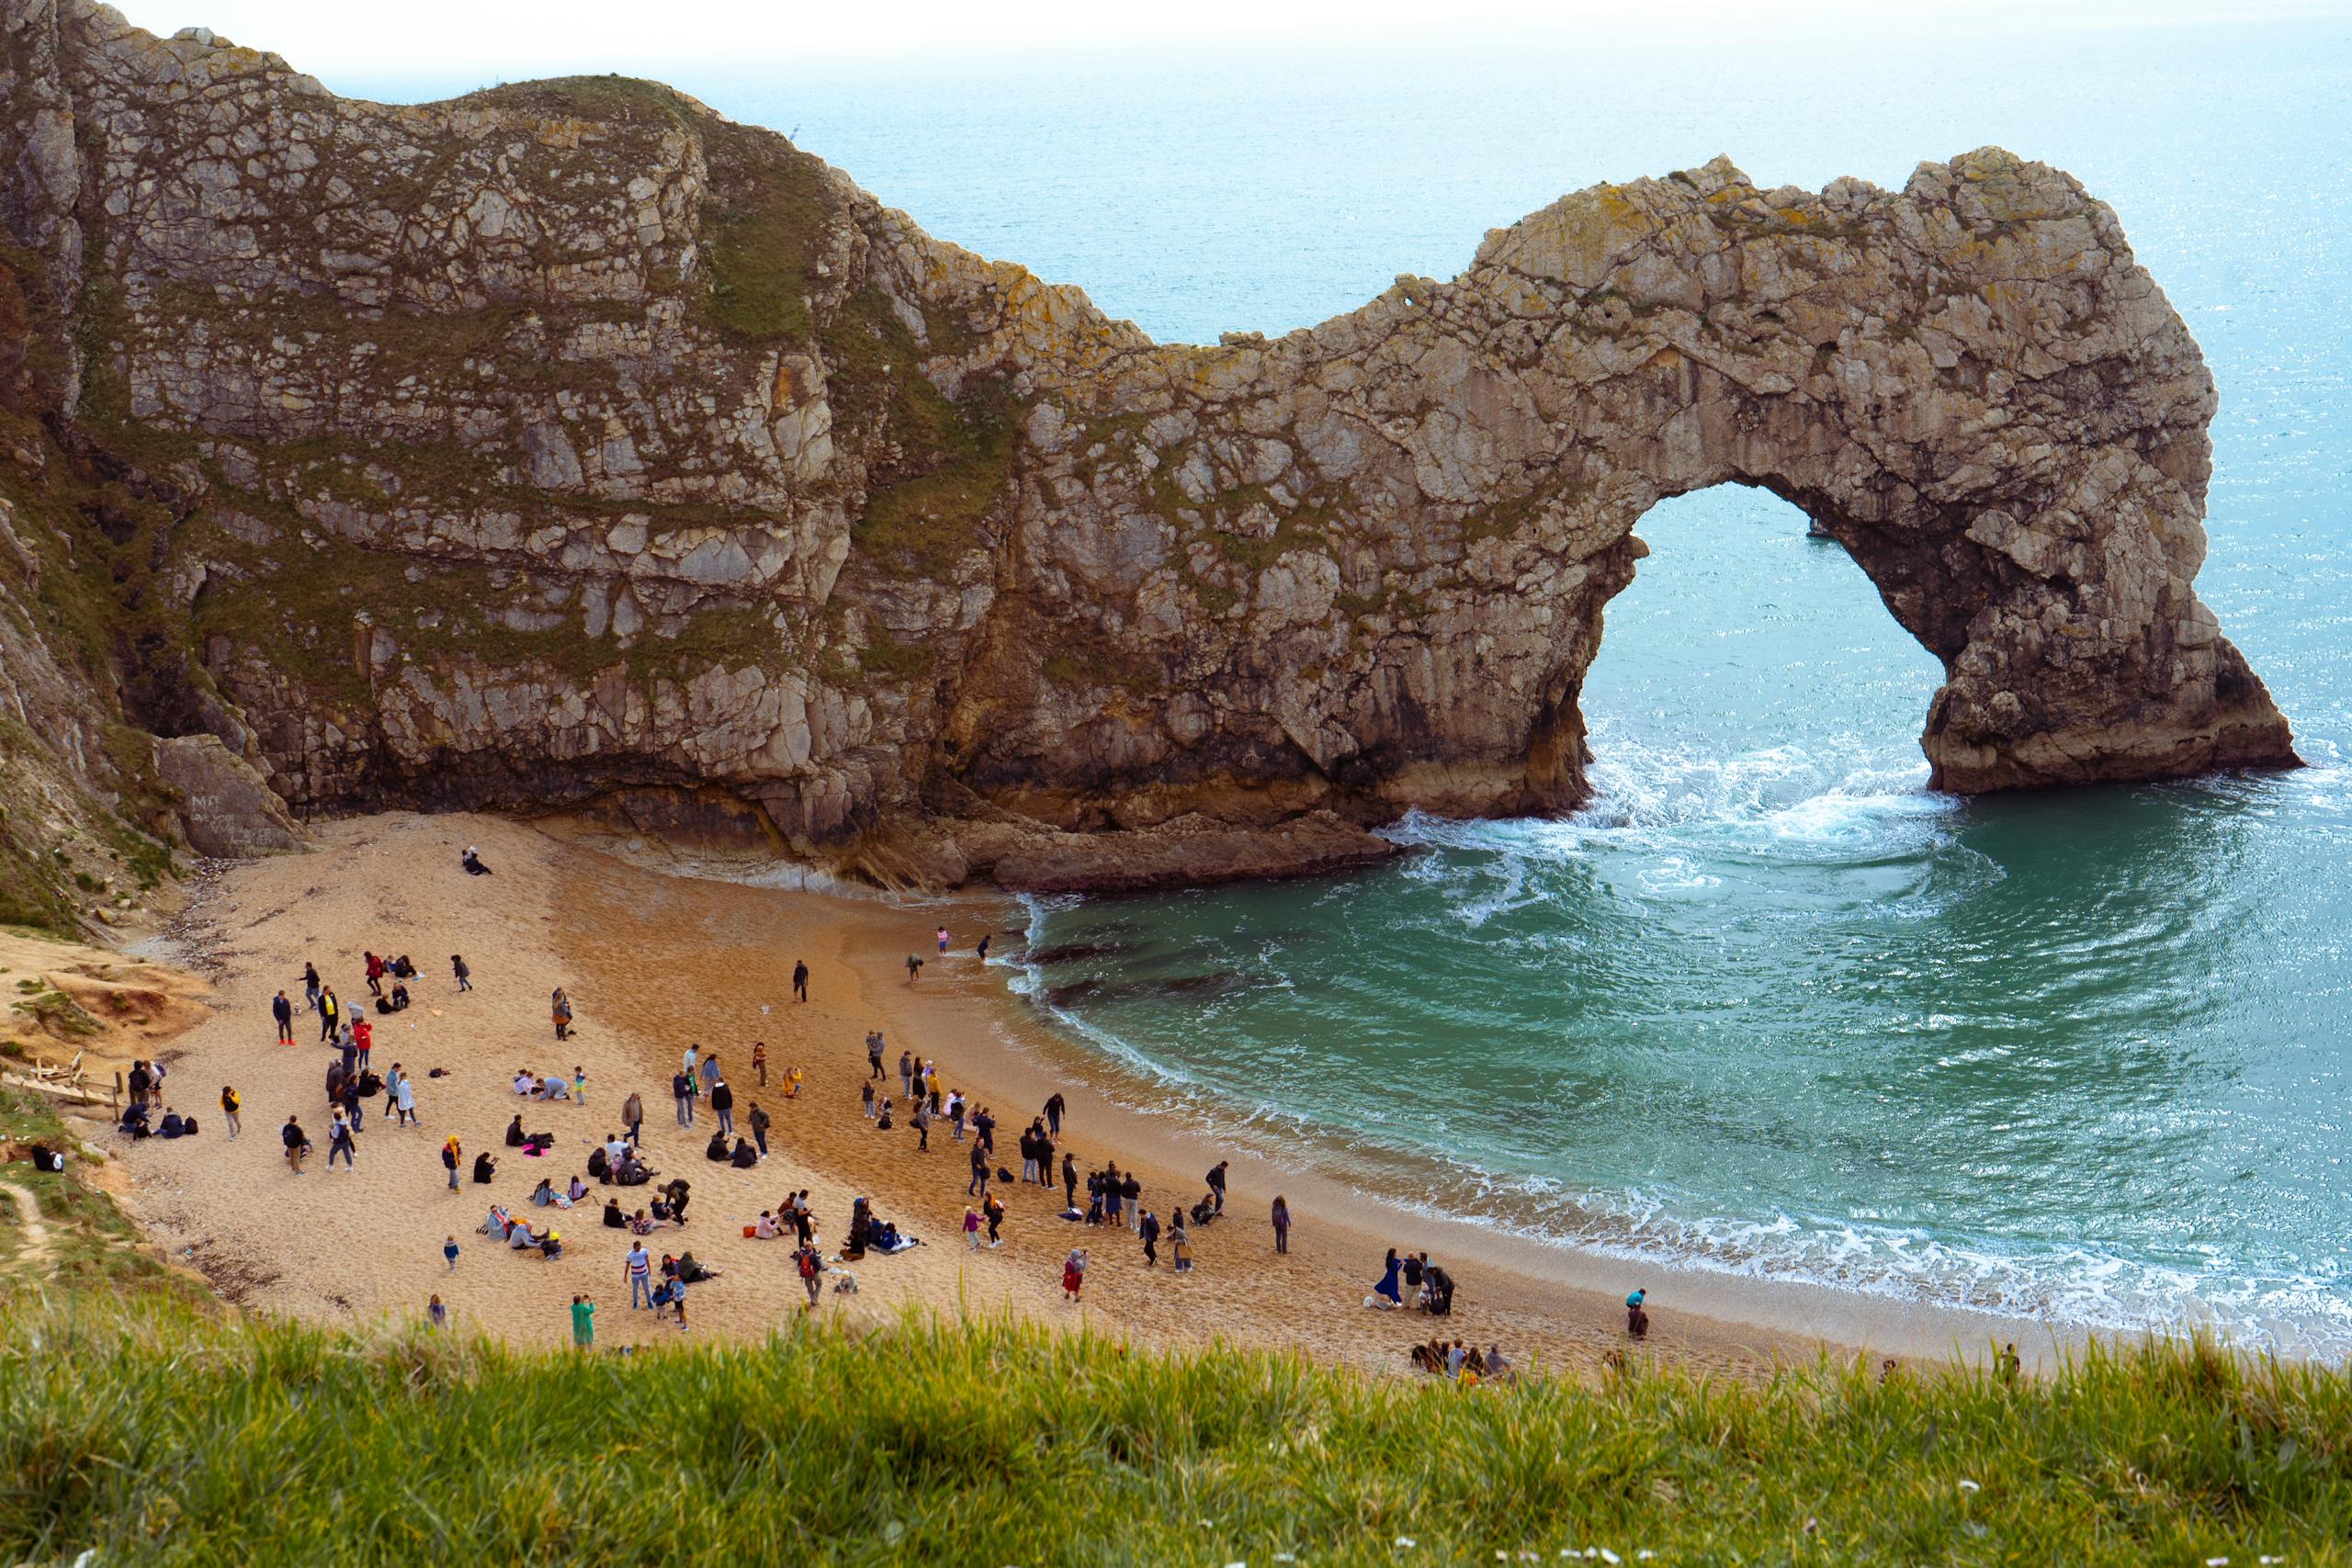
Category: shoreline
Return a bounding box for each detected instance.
[101,810,2081,1376]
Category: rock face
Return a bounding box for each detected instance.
[152,734,305,856]
[0,2,2299,891]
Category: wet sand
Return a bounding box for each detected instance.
[106,811,2064,1376]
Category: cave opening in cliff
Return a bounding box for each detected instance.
[1575,484,1945,819]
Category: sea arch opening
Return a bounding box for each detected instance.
[1573,483,1945,831]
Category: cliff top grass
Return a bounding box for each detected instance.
[0,1073,2346,1567]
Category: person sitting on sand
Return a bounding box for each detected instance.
[587,1145,611,1183]
[705,1131,730,1163]
[729,1138,759,1169]
[566,1175,587,1204]
[157,1108,187,1138]
[509,1217,544,1249]
[505,1114,526,1147]
[531,1178,557,1207]
[461,846,492,875]
[675,1252,720,1284]
[472,1150,498,1184]
[604,1199,627,1229]
[754,1211,781,1239]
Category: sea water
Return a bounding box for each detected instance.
[353,6,2352,1352]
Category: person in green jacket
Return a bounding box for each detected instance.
[571,1293,594,1351]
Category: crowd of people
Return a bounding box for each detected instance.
[130,859,1618,1371]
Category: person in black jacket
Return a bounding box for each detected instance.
[1138,1208,1161,1266]
[709,1077,734,1138]
[705,1131,730,1163]
[271,990,294,1044]
[472,1150,497,1184]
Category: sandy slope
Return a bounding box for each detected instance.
[103,812,2050,1376]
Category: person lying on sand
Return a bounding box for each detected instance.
[461,846,492,875]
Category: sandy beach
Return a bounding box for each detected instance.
[95,811,2064,1376]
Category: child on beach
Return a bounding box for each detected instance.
[444,1235,459,1270]
[1062,1248,1087,1303]
[427,1295,447,1329]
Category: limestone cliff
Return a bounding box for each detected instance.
[0,0,2298,894]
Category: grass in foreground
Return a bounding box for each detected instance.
[2,1293,2347,1566]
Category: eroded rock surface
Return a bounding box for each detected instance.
[0,1,2297,891]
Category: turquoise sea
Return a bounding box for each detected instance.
[360,6,2352,1351]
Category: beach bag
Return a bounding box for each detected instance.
[743,1224,757,1238]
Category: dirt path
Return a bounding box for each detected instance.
[0,1180,53,1271]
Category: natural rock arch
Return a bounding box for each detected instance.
[947,152,2297,835]
[0,5,2298,888]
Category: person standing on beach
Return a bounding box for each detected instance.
[220,1085,241,1140]
[444,1235,459,1270]
[748,1100,771,1158]
[281,1115,308,1174]
[905,954,924,984]
[967,1141,989,1198]
[1138,1207,1159,1266]
[1061,1152,1079,1209]
[1374,1247,1403,1307]
[867,1033,885,1080]
[627,1242,653,1310]
[352,1015,372,1073]
[795,1242,822,1310]
[752,1042,768,1088]
[428,1294,447,1330]
[551,987,573,1043]
[936,925,951,954]
[711,1077,734,1138]
[673,1069,695,1128]
[1043,1091,1064,1137]
[910,1099,930,1151]
[1206,1161,1229,1214]
[964,1206,982,1251]
[1271,1195,1291,1255]
[442,1134,462,1190]
[977,932,992,963]
[792,960,808,1003]
[1062,1248,1086,1303]
[302,962,322,1014]
[327,1110,356,1170]
[271,990,293,1044]
[451,954,470,993]
[897,1051,913,1099]
[700,1054,719,1094]
[983,1189,1004,1247]
[571,1293,594,1352]
[318,986,340,1043]
[622,1090,644,1145]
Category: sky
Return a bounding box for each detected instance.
[106,0,2352,86]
